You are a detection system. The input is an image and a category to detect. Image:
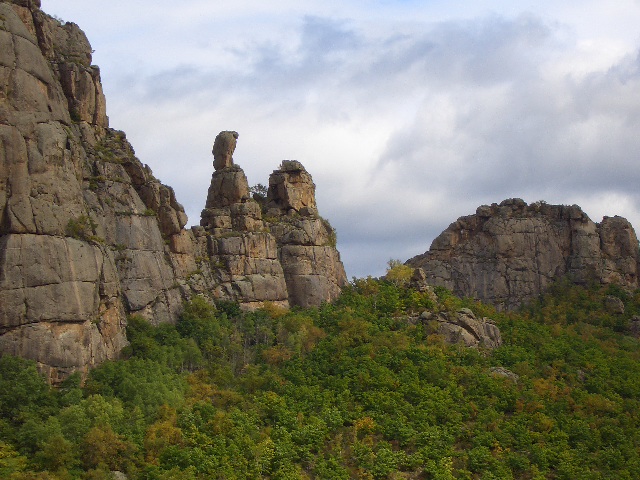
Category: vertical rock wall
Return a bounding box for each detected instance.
[0,0,192,381]
[0,0,125,382]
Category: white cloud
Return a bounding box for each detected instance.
[44,0,640,277]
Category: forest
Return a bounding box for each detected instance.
[1,273,639,479]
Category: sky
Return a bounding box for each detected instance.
[44,0,640,278]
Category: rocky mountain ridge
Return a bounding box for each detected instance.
[0,0,346,382]
[407,198,639,310]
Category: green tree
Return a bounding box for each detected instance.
[385,259,413,287]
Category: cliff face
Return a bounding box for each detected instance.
[407,199,639,310]
[0,1,346,382]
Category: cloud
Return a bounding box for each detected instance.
[378,46,640,196]
[44,1,640,278]
[126,14,640,276]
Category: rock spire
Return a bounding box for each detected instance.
[199,133,347,309]
[212,130,238,170]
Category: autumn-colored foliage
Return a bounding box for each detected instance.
[1,278,639,478]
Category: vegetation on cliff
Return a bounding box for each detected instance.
[1,278,639,479]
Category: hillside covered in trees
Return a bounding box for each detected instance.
[1,275,639,479]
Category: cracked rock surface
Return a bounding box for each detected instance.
[0,0,187,382]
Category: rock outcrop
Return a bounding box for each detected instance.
[266,161,346,308]
[199,131,289,309]
[407,199,640,310]
[200,137,347,310]
[405,279,503,348]
[1,0,131,383]
[420,308,502,349]
[0,1,347,382]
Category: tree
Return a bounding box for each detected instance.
[81,424,134,471]
[250,183,268,206]
[0,441,27,477]
[0,356,53,422]
[384,259,413,287]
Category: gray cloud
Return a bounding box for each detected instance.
[378,47,640,196]
[45,2,640,278]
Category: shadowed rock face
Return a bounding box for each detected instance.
[0,1,347,382]
[407,199,640,310]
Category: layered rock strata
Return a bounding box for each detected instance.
[0,2,347,382]
[407,198,639,310]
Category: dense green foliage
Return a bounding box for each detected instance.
[1,279,639,479]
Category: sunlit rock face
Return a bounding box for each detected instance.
[1,0,127,383]
[0,1,347,382]
[407,199,639,310]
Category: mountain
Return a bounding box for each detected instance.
[0,0,346,383]
[407,198,639,310]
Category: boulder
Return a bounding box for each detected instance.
[212,130,238,170]
[421,308,502,349]
[266,160,318,216]
[490,367,519,383]
[202,166,251,209]
[604,295,625,315]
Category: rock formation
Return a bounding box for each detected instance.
[407,276,502,349]
[212,130,238,170]
[0,0,347,382]
[200,139,347,310]
[266,160,318,217]
[266,161,346,307]
[407,198,640,310]
[420,308,502,349]
[1,0,129,383]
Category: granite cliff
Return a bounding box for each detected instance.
[407,198,639,310]
[0,0,346,382]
